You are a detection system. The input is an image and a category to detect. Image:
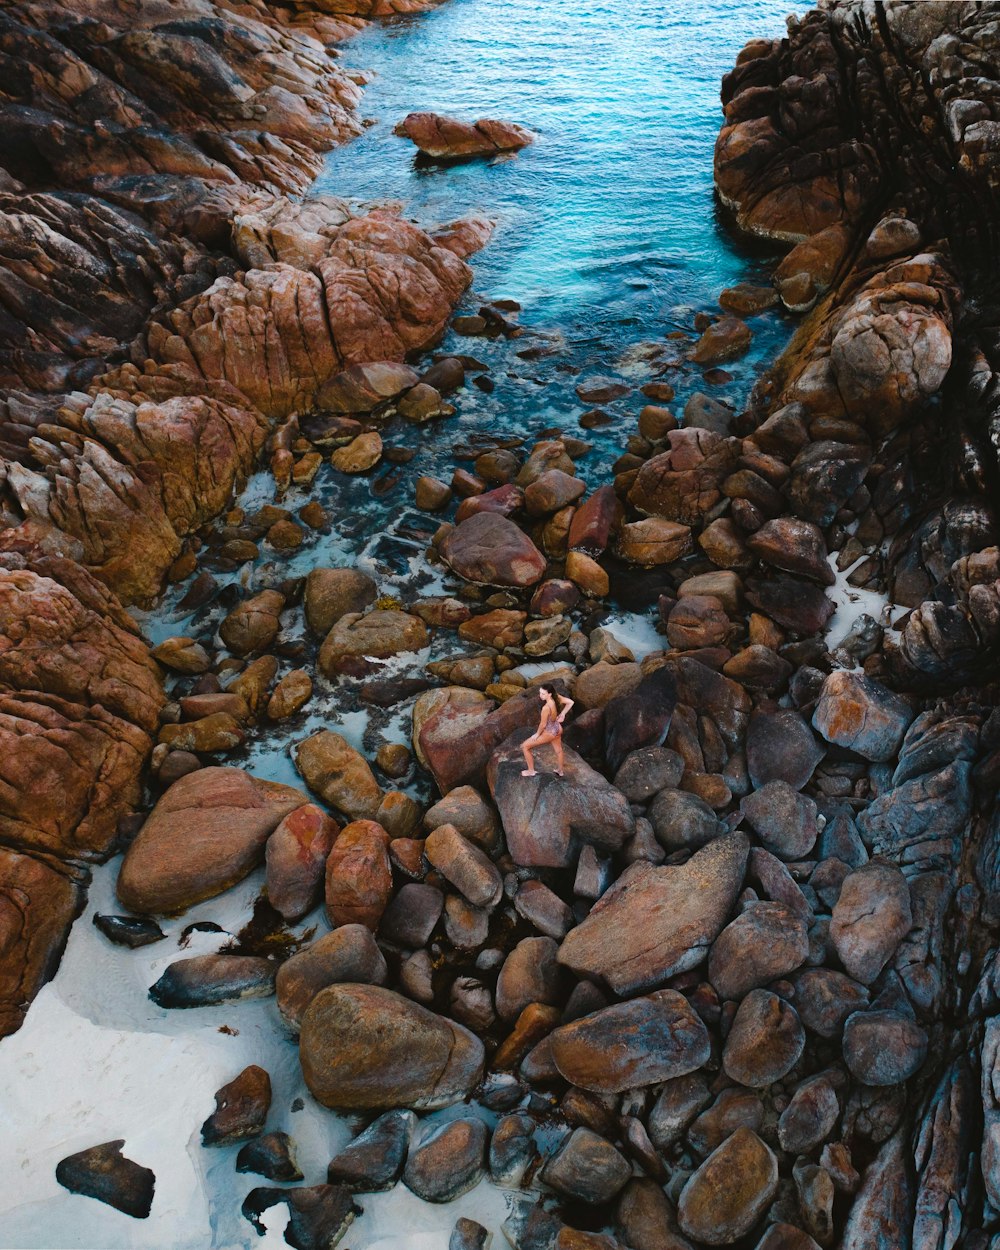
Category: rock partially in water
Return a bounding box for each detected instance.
[394,111,534,158]
[319,609,428,677]
[56,1140,154,1219]
[299,984,484,1112]
[92,914,165,949]
[549,990,710,1094]
[403,1118,488,1203]
[440,512,547,588]
[117,767,305,916]
[558,834,748,995]
[149,954,276,1008]
[201,1065,271,1147]
[236,1132,302,1182]
[327,1109,415,1192]
[242,1184,359,1250]
[304,568,378,637]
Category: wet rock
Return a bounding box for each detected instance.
[745,576,834,635]
[236,1132,302,1183]
[488,732,635,868]
[549,989,710,1093]
[56,1141,154,1219]
[688,1088,764,1157]
[159,711,245,754]
[614,746,685,802]
[812,672,915,762]
[331,431,383,473]
[149,955,276,1009]
[395,112,534,158]
[778,1075,840,1154]
[294,731,383,822]
[842,1010,928,1086]
[740,781,819,860]
[648,788,722,851]
[201,1065,271,1146]
[667,594,730,649]
[426,823,502,908]
[219,590,284,657]
[118,768,306,915]
[152,636,212,674]
[404,1118,488,1203]
[513,880,574,938]
[604,664,679,772]
[276,926,387,1030]
[304,568,377,637]
[497,937,567,1021]
[747,518,834,585]
[440,512,546,588]
[318,361,419,413]
[677,1127,778,1245]
[722,989,805,1087]
[325,820,392,931]
[709,902,809,1001]
[93,914,165,949]
[745,709,824,790]
[327,1109,415,1192]
[300,985,484,1112]
[265,803,338,922]
[490,1112,537,1185]
[569,485,624,553]
[558,834,748,995]
[692,316,752,364]
[242,1185,358,1250]
[720,283,779,315]
[416,476,453,510]
[319,609,428,677]
[830,862,912,984]
[525,470,586,516]
[379,882,444,947]
[790,968,870,1039]
[543,1128,632,1205]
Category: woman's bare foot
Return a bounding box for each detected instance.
[521,768,537,777]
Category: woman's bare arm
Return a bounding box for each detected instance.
[556,694,574,722]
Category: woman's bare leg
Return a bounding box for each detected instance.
[552,736,565,777]
[521,737,538,776]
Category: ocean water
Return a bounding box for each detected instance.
[0,3,810,1248]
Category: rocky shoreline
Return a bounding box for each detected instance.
[4,1,1000,1248]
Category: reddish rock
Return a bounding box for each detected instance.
[628,429,739,524]
[276,926,387,1030]
[117,768,306,916]
[394,112,534,158]
[617,518,693,566]
[568,485,623,554]
[324,819,392,931]
[265,804,339,922]
[691,316,752,364]
[293,731,383,822]
[439,512,546,588]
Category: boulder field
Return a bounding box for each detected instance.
[11,1,1000,1249]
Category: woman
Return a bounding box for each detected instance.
[521,686,574,778]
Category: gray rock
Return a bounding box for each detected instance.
[746,709,825,790]
[778,1075,840,1154]
[740,781,819,860]
[614,746,685,802]
[648,789,721,851]
[790,968,870,1038]
[830,862,912,983]
[379,883,445,947]
[648,1074,712,1149]
[709,902,809,1000]
[843,1010,928,1085]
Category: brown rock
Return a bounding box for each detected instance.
[219,590,285,657]
[201,1065,271,1147]
[265,803,338,922]
[324,819,392,930]
[440,512,546,588]
[117,768,306,915]
[722,989,805,1087]
[709,902,810,1001]
[617,518,693,566]
[299,984,484,1111]
[678,1127,778,1245]
[628,428,739,524]
[691,316,752,364]
[319,610,428,677]
[331,431,383,473]
[304,568,377,637]
[294,731,383,822]
[394,112,534,158]
[266,669,313,721]
[424,823,502,909]
[276,925,387,1029]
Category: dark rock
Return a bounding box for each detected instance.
[740,781,819,860]
[604,666,679,772]
[543,1127,632,1205]
[327,1110,415,1192]
[549,990,710,1093]
[745,576,833,635]
[648,789,722,851]
[236,1132,303,1182]
[745,709,825,790]
[790,968,870,1039]
[778,1076,840,1154]
[613,747,685,802]
[403,1118,488,1203]
[440,512,546,588]
[56,1141,154,1219]
[747,519,834,585]
[709,902,809,1001]
[688,1088,765,1157]
[558,834,749,995]
[201,1065,271,1146]
[379,883,444,947]
[242,1185,358,1250]
[490,1112,537,1185]
[648,1073,712,1149]
[497,937,567,1021]
[842,1010,928,1086]
[93,914,165,949]
[513,880,574,939]
[451,1217,492,1250]
[149,955,276,1008]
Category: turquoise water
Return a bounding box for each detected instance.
[318,0,801,338]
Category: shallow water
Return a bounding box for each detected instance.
[0,2,809,1247]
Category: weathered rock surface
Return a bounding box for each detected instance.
[394,112,534,158]
[56,1140,154,1220]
